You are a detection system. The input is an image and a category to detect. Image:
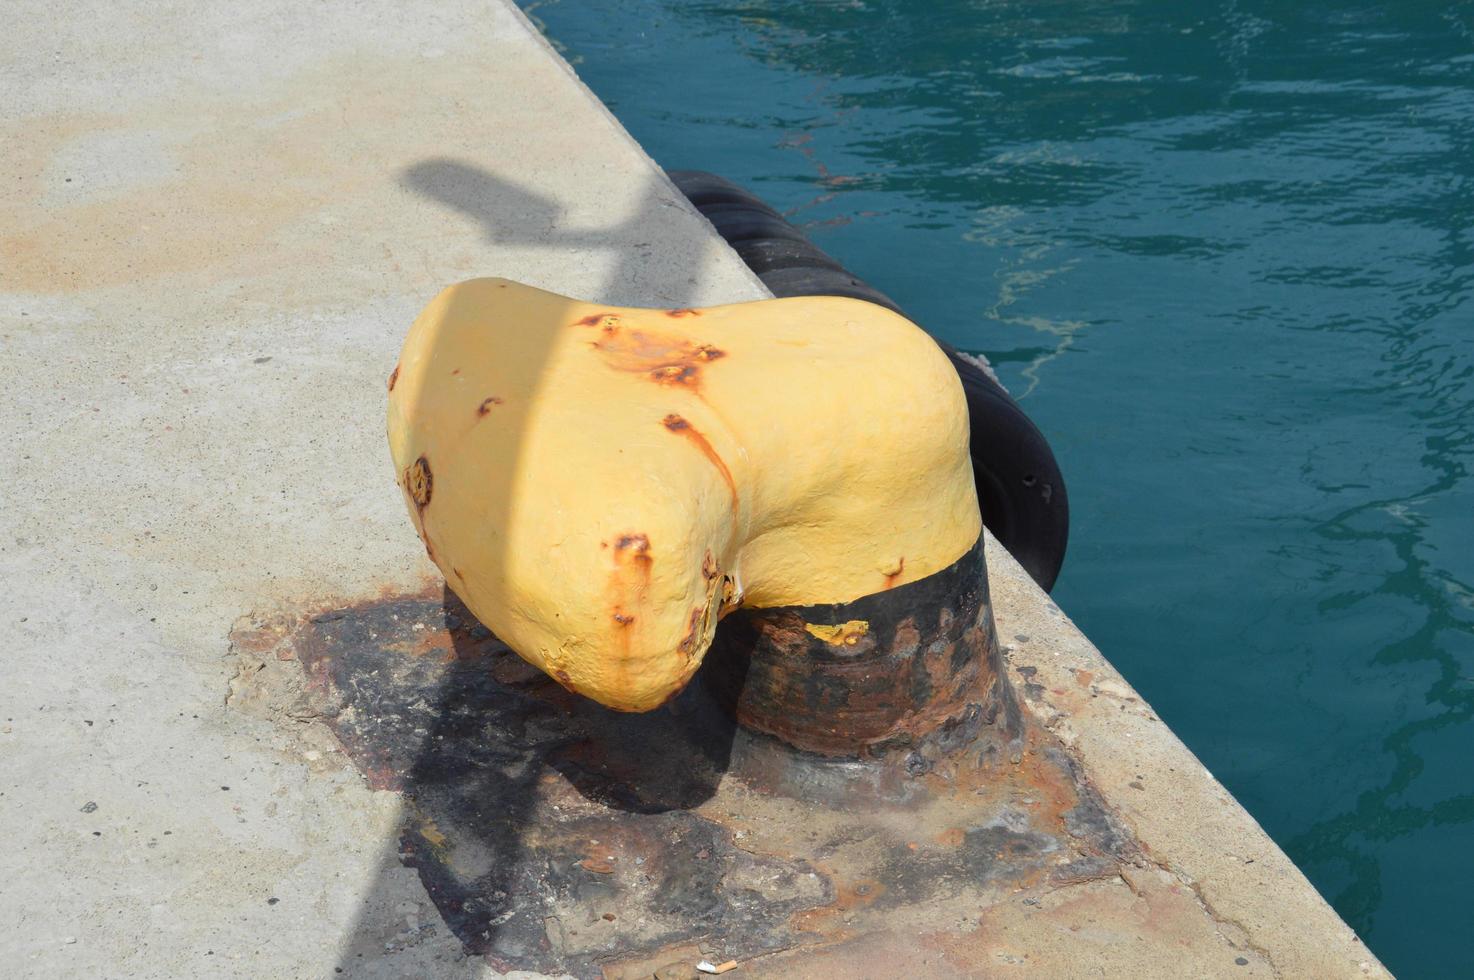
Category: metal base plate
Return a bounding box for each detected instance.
[235,587,1139,978]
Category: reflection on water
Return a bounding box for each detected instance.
[962,203,1086,398]
[522,1,1474,975]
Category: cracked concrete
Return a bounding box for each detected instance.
[990,543,1388,978]
[1,0,1388,976]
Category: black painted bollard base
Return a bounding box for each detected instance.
[706,534,1023,804]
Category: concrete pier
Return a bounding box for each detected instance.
[1,1,1387,976]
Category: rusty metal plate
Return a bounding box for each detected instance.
[236,586,1138,978]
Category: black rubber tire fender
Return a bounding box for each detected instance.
[758,266,906,316]
[668,170,783,214]
[724,238,849,277]
[700,206,815,246]
[942,348,1069,591]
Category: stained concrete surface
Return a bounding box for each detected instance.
[0,1,1386,977]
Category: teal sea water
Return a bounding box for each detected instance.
[519,2,1474,974]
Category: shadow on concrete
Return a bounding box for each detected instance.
[332,158,726,974]
[400,158,712,307]
[317,584,741,972]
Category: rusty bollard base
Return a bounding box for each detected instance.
[709,536,1019,757]
[230,545,1136,978]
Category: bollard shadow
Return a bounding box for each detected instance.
[319,585,740,971]
[330,158,739,974]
